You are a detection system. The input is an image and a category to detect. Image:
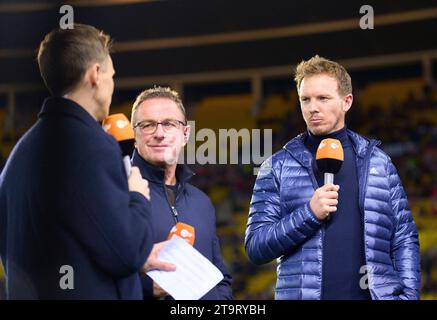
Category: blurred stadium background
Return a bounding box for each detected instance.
[0,0,436,300]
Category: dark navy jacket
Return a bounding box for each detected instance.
[131,150,233,300]
[0,97,154,299]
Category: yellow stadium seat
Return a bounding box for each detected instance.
[419,229,437,252]
[195,94,255,132]
[209,186,229,205]
[0,262,4,279]
[246,270,276,295]
[411,109,437,125]
[359,78,425,111]
[258,95,290,120]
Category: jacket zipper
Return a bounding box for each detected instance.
[170,205,179,223]
[307,159,325,300]
[163,184,181,224]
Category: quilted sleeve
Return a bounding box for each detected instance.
[388,159,421,300]
[245,157,323,265]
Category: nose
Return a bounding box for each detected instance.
[153,123,166,138]
[307,100,319,113]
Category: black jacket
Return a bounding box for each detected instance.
[0,97,154,299]
[132,150,233,299]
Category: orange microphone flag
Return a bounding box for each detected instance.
[102,113,134,142]
[167,222,195,246]
[315,138,344,161]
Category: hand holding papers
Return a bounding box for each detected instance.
[147,236,224,300]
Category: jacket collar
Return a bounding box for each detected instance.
[346,129,381,158]
[131,149,195,186]
[283,129,381,167]
[283,132,313,168]
[38,97,102,132]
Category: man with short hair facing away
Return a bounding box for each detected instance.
[0,24,174,300]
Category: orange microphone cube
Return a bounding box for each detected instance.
[102,113,134,142]
[315,138,344,175]
[167,222,195,246]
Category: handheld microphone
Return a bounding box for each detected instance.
[315,138,344,185]
[102,113,135,177]
[167,222,195,246]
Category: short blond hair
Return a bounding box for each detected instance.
[131,86,186,125]
[294,55,352,96]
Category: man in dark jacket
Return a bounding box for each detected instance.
[245,55,420,300]
[130,86,233,300]
[0,24,174,299]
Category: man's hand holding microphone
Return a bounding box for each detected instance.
[311,138,344,221]
[310,184,340,220]
[128,166,150,201]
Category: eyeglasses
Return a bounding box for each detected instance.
[133,119,186,134]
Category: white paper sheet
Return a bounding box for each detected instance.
[146,236,224,300]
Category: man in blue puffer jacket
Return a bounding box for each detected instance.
[245,55,421,300]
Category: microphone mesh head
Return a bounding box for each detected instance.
[103,113,135,157]
[315,138,344,174]
[102,113,134,142]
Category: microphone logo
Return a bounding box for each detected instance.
[116,119,129,129]
[102,113,134,142]
[316,138,344,162]
[317,140,340,151]
[168,222,195,246]
[180,229,193,238]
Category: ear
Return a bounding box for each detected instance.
[133,130,140,150]
[342,93,353,112]
[86,63,101,88]
[182,124,191,147]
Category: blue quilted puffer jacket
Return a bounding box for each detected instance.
[245,129,421,300]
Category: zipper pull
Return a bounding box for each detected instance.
[170,205,179,222]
